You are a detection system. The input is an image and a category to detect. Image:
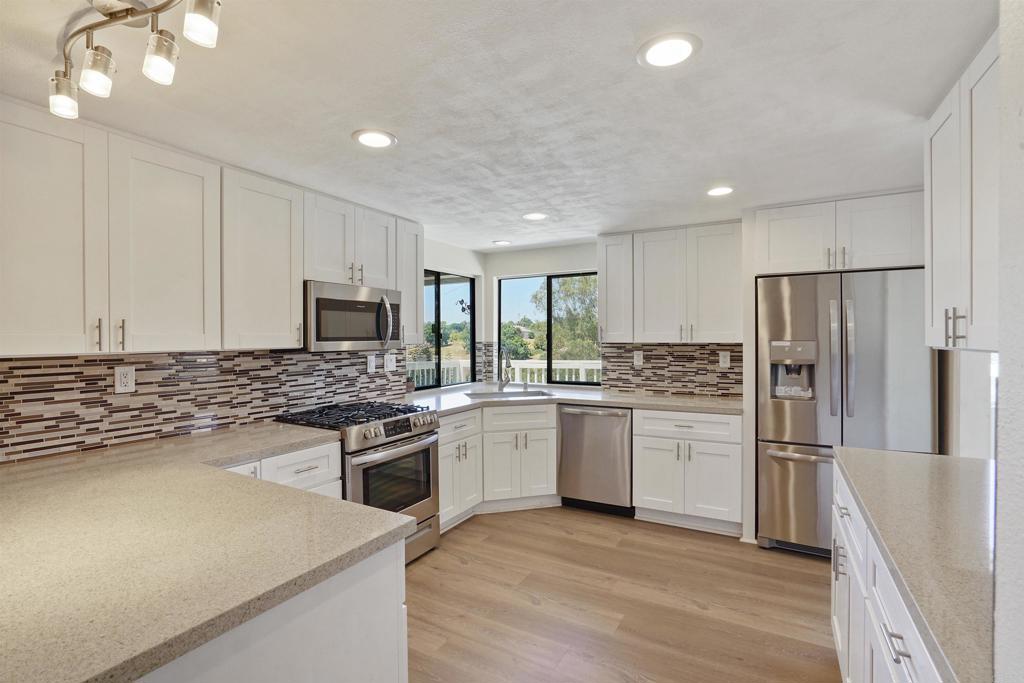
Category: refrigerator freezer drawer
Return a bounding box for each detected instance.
[757,442,833,551]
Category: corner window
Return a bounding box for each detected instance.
[407,270,476,390]
[498,272,600,385]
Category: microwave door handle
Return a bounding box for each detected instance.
[381,294,394,347]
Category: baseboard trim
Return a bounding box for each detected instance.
[634,508,742,538]
[475,495,562,515]
[439,507,476,534]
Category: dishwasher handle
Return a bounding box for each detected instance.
[560,406,631,418]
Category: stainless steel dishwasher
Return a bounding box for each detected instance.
[557,405,633,515]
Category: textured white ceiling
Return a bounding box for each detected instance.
[0,0,997,251]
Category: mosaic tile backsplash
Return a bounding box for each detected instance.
[600,343,743,397]
[0,350,407,462]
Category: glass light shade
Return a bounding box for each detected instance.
[352,130,398,148]
[80,46,115,98]
[636,33,702,68]
[143,30,179,85]
[48,74,79,119]
[184,0,222,48]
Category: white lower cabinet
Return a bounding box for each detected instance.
[222,443,343,496]
[683,440,741,522]
[482,406,558,502]
[438,433,483,524]
[520,429,557,497]
[632,435,683,512]
[482,430,522,501]
[832,508,852,682]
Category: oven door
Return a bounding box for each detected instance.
[347,433,439,523]
[305,280,402,351]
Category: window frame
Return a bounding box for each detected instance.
[410,269,476,391]
[497,271,600,387]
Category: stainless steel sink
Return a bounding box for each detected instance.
[463,390,552,399]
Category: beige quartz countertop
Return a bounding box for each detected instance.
[835,446,994,683]
[407,382,743,416]
[0,422,416,683]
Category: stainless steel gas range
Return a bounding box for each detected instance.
[277,401,440,562]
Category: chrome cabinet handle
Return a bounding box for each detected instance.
[845,299,855,418]
[97,317,103,351]
[676,442,680,461]
[826,247,832,269]
[524,431,528,449]
[673,424,694,429]
[293,464,319,475]
[514,433,519,450]
[359,263,365,284]
[838,505,851,518]
[401,324,405,345]
[453,424,467,430]
[944,307,952,347]
[119,318,126,351]
[598,325,603,343]
[249,464,258,478]
[834,543,847,579]
[881,623,912,664]
[349,262,355,283]
[951,306,968,347]
[687,442,692,462]
[679,324,683,341]
[689,323,694,341]
[840,246,847,269]
[296,323,303,345]
[828,300,840,417]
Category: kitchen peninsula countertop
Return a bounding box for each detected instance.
[407,382,743,416]
[0,422,415,683]
[834,446,994,683]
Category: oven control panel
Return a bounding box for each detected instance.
[383,418,412,438]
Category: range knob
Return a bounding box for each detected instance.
[362,428,373,439]
[375,426,383,436]
[412,416,422,427]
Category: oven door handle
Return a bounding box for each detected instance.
[350,433,438,467]
[381,294,394,347]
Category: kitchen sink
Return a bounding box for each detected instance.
[463,390,553,399]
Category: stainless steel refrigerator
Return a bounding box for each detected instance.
[756,268,937,552]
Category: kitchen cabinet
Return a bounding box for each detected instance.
[482,430,521,501]
[108,136,221,352]
[304,192,356,284]
[226,461,261,479]
[596,234,633,343]
[354,206,398,289]
[754,201,836,274]
[438,440,460,522]
[222,168,304,350]
[683,441,741,522]
[632,435,683,513]
[863,600,900,683]
[633,229,687,342]
[685,223,741,342]
[0,101,109,356]
[259,442,342,490]
[482,405,556,432]
[924,31,999,351]
[397,219,425,345]
[481,406,557,501]
[438,433,483,524]
[520,429,557,497]
[832,508,852,682]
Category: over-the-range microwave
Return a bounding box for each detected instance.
[304,280,402,352]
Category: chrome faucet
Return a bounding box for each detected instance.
[498,347,513,391]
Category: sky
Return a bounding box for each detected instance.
[426,275,546,324]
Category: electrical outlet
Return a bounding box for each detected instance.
[719,351,731,369]
[114,366,136,394]
[366,354,377,373]
[633,350,643,368]
[384,353,397,372]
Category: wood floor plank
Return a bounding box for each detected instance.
[407,507,840,683]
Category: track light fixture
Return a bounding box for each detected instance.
[48,0,225,119]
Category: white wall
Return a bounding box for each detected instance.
[996,1,1024,679]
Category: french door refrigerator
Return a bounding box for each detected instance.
[756,268,937,553]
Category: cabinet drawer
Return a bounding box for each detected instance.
[225,460,261,479]
[307,478,344,500]
[834,470,868,573]
[439,409,482,444]
[866,535,942,683]
[483,404,556,432]
[261,442,342,490]
[633,410,741,443]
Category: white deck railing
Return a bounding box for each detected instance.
[408,359,601,386]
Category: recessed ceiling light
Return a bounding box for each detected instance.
[493,240,512,247]
[707,186,733,196]
[352,129,398,148]
[522,212,547,221]
[637,33,702,68]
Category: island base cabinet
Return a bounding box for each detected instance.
[140,542,408,683]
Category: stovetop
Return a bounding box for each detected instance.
[276,401,437,453]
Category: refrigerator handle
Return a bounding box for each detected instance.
[845,299,856,418]
[829,299,840,417]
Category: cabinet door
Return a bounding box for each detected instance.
[961,33,999,351]
[225,461,260,479]
[754,201,836,274]
[482,431,521,501]
[483,405,557,432]
[0,101,109,355]
[108,136,221,352]
[632,436,682,512]
[633,230,686,342]
[923,84,963,348]
[683,441,741,522]
[835,192,924,270]
[304,192,355,284]
[222,168,304,349]
[597,234,633,343]
[438,440,459,524]
[458,434,484,511]
[863,601,901,683]
[354,207,397,289]
[396,218,425,345]
[685,223,741,342]
[832,508,852,682]
[520,429,557,497]
[848,558,868,683]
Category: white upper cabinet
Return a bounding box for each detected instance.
[596,234,633,343]
[835,192,923,270]
[304,192,355,284]
[754,201,836,274]
[633,229,687,342]
[685,223,741,343]
[354,207,397,289]
[924,31,999,351]
[108,136,221,352]
[0,102,109,356]
[396,218,425,345]
[222,168,304,350]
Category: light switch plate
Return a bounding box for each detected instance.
[633,350,643,368]
[384,353,397,372]
[114,366,136,394]
[719,351,731,369]
[366,354,377,373]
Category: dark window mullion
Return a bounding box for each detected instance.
[434,271,442,389]
[546,275,553,385]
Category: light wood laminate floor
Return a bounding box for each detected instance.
[406,506,839,683]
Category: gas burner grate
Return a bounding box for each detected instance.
[276,401,428,429]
